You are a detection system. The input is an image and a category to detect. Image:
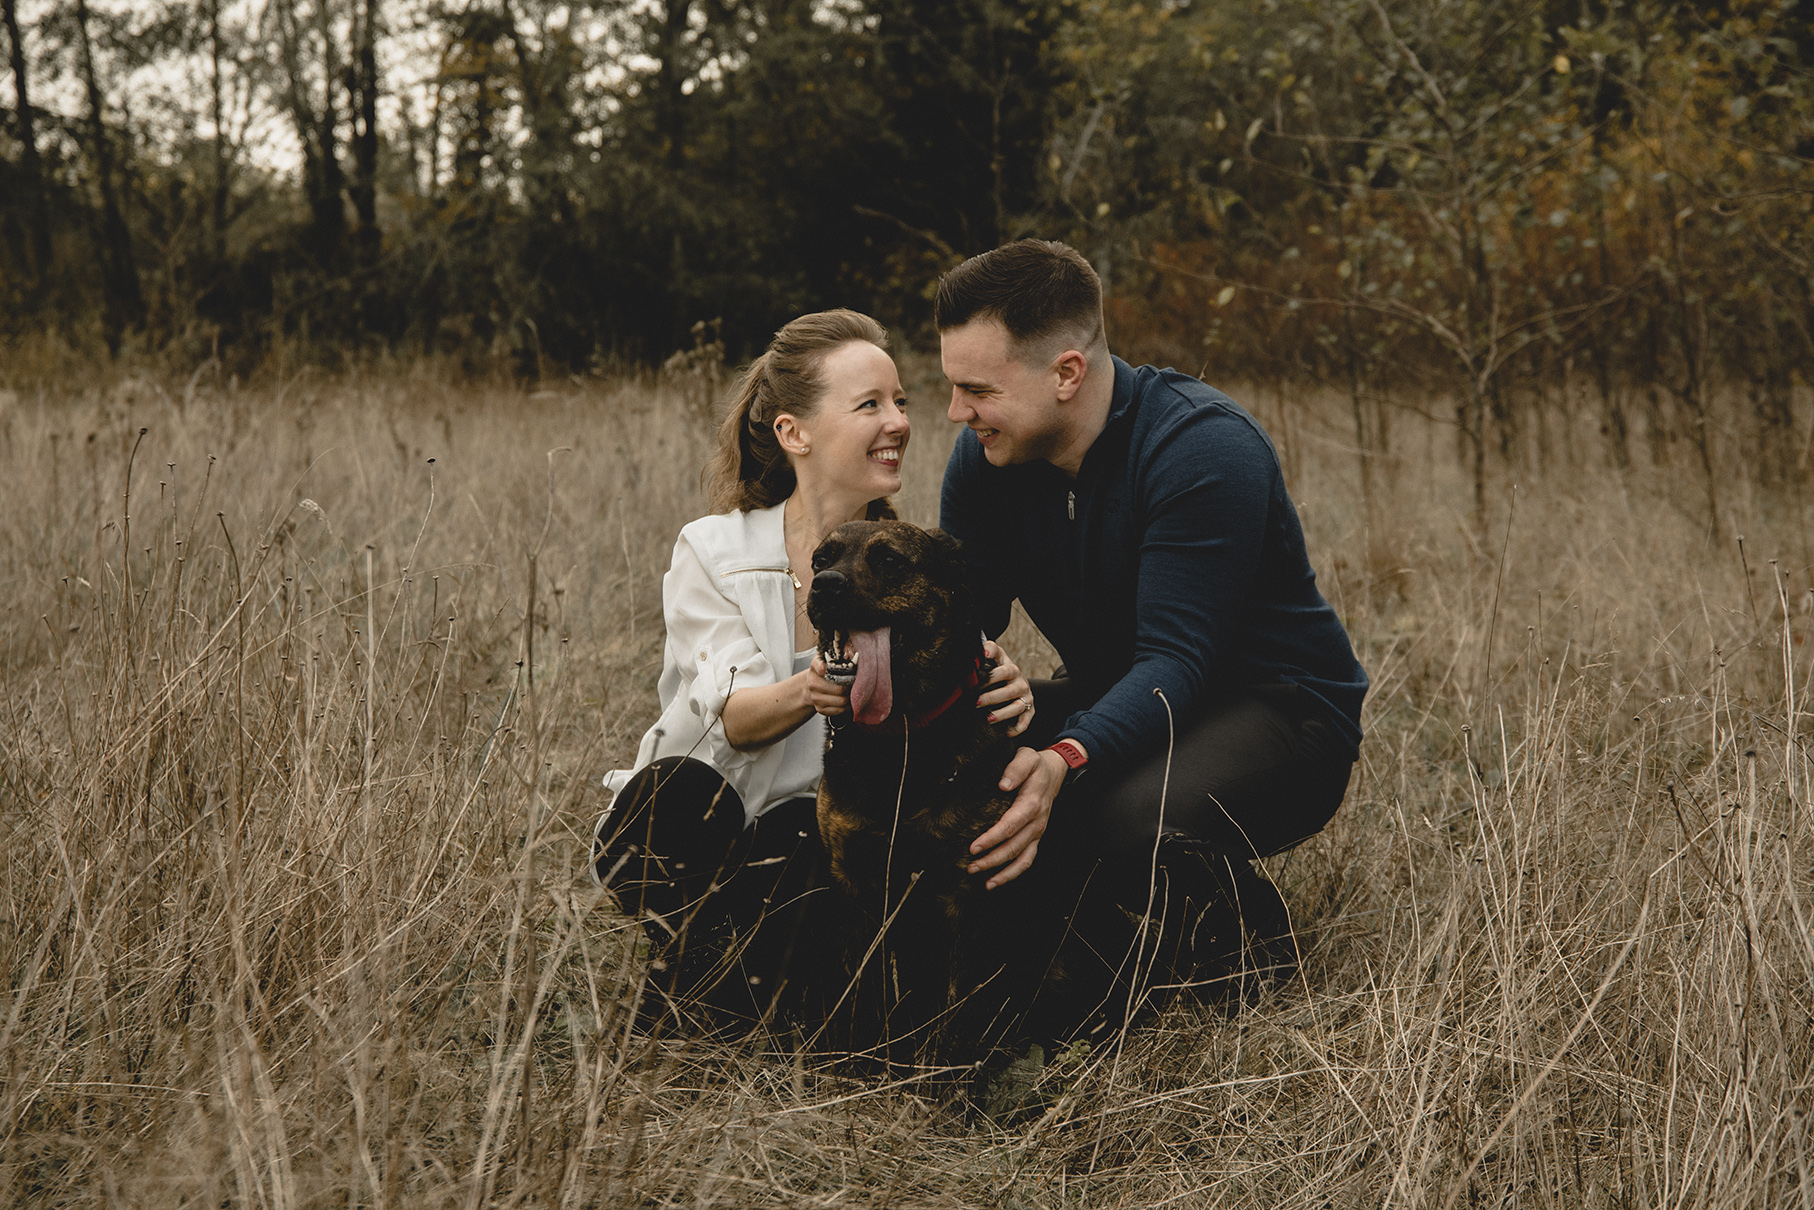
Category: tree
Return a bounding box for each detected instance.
[275,0,349,267]
[2,0,52,295]
[74,0,145,349]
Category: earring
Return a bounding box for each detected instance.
[800,445,810,455]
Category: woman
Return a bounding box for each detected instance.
[593,309,1033,1031]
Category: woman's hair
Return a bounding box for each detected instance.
[705,309,897,517]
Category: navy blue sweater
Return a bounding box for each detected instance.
[940,357,1367,779]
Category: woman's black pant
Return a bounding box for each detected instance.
[1028,677,1357,975]
[592,757,833,1030]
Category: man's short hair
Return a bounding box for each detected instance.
[934,239,1106,365]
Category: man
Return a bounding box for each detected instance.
[937,239,1367,984]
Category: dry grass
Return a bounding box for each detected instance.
[1,358,1810,1208]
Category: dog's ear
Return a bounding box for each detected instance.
[925,527,977,592]
[925,527,965,563]
[924,528,978,632]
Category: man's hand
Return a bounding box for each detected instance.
[968,745,1070,889]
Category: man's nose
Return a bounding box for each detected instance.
[947,387,971,424]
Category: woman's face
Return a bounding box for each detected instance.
[787,341,910,500]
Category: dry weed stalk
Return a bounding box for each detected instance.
[0,363,1808,1207]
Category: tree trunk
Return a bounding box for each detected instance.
[1464,377,1486,524]
[2,0,51,287]
[276,0,346,266]
[348,0,380,264]
[656,0,690,169]
[656,0,691,346]
[208,0,227,265]
[74,0,145,349]
[1591,187,1629,469]
[1662,181,1719,534]
[1342,291,1375,521]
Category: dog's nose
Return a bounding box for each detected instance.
[811,568,847,597]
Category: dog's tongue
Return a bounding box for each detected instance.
[849,627,893,726]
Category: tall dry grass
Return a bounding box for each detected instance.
[1,359,1810,1208]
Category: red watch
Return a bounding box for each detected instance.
[1046,740,1088,779]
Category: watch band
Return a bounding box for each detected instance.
[1046,739,1088,772]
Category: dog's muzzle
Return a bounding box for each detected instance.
[812,569,860,685]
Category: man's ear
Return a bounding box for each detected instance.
[1053,349,1090,402]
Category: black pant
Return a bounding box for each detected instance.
[592,757,833,1030]
[1030,677,1356,977]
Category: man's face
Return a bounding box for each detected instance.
[941,319,1064,467]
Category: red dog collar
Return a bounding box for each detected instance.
[851,653,986,733]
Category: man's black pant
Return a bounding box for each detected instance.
[1029,677,1357,981]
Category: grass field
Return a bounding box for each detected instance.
[1,357,1810,1208]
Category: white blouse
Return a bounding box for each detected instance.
[601,503,823,828]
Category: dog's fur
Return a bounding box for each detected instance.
[807,520,1135,1062]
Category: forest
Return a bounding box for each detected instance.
[4,0,1812,512]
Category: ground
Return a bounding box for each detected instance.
[1,360,1809,1207]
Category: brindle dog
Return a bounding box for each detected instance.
[806,520,1135,1064]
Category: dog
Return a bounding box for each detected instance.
[806,520,1136,1064]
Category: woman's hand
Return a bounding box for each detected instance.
[724,659,846,748]
[976,638,1035,738]
[806,653,851,717]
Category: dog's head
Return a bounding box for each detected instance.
[806,520,980,728]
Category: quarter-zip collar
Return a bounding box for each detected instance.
[1072,356,1140,485]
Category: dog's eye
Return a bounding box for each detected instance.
[811,543,842,572]
[866,545,906,575]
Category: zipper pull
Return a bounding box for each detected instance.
[1067,490,1075,521]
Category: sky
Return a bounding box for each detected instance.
[5,0,669,185]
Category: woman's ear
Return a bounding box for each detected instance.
[773,413,810,457]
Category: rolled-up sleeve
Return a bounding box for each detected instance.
[662,536,781,760]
